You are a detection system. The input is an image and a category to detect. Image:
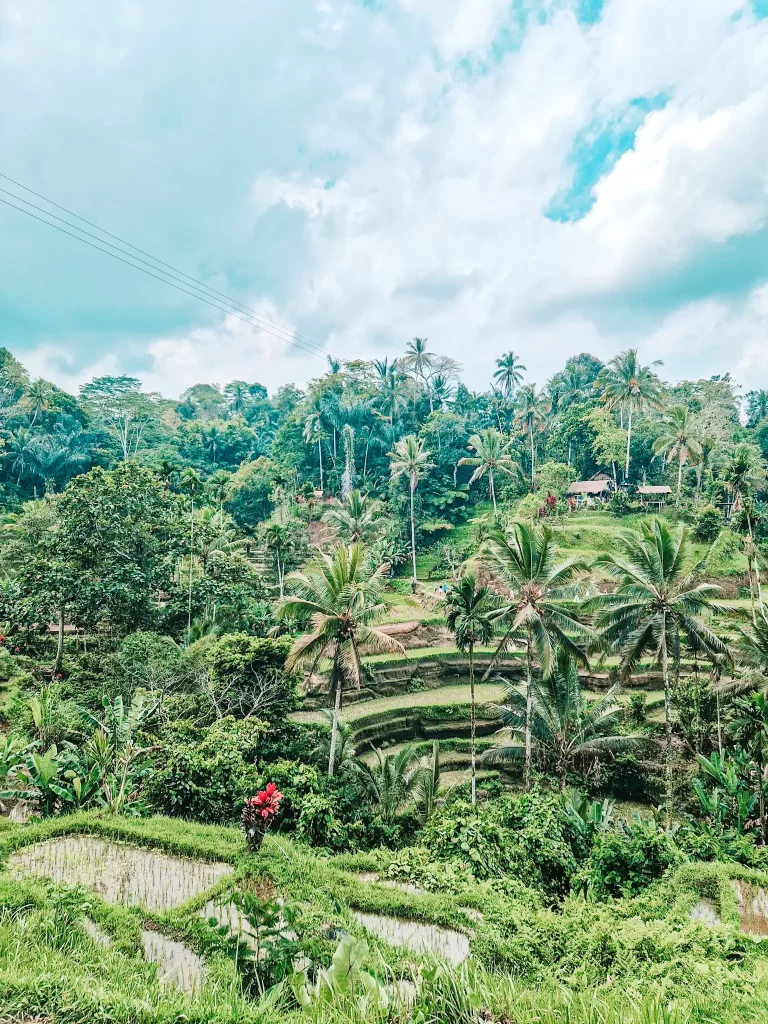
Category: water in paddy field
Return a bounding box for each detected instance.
[142,929,206,994]
[8,837,233,911]
[352,911,470,964]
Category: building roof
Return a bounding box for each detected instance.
[637,486,672,495]
[566,480,612,495]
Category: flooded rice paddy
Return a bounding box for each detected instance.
[352,911,470,964]
[8,837,233,911]
[142,929,205,994]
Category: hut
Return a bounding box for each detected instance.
[565,478,613,507]
[637,485,672,510]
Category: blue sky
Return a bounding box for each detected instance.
[1,0,768,396]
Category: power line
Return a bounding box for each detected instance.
[0,194,326,362]
[0,184,324,358]
[0,170,329,358]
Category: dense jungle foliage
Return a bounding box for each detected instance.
[3,342,768,1022]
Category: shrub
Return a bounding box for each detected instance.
[608,490,642,517]
[585,819,681,897]
[693,504,724,542]
[628,692,646,726]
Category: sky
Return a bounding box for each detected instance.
[1,0,768,398]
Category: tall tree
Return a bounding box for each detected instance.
[404,338,436,410]
[278,544,404,777]
[723,444,766,620]
[389,435,433,587]
[486,649,638,792]
[180,467,202,636]
[494,352,526,396]
[728,691,768,843]
[587,519,727,813]
[597,349,663,482]
[484,522,589,790]
[653,405,703,506]
[445,573,496,804]
[459,428,520,514]
[513,385,551,490]
[80,375,160,461]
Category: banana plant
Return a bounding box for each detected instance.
[24,745,64,817]
[290,935,388,1011]
[0,735,36,805]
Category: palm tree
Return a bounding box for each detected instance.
[513,385,551,490]
[723,444,766,619]
[483,522,590,790]
[587,519,727,811]
[223,380,251,416]
[414,741,443,821]
[206,469,231,512]
[5,427,36,483]
[493,352,526,396]
[430,373,455,410]
[389,435,434,587]
[23,379,54,426]
[445,574,496,804]
[353,743,424,823]
[264,522,288,598]
[404,337,436,408]
[374,358,411,425]
[652,405,703,506]
[486,649,639,792]
[303,409,325,494]
[322,489,382,543]
[341,423,356,497]
[179,468,202,636]
[157,459,180,491]
[458,428,520,514]
[695,436,718,498]
[327,356,341,375]
[278,544,404,777]
[597,349,663,482]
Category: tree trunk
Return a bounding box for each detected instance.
[676,455,683,506]
[187,497,194,636]
[529,424,535,490]
[410,482,417,585]
[328,668,342,778]
[524,628,533,792]
[716,690,723,756]
[277,546,284,599]
[625,408,633,482]
[661,613,672,822]
[318,438,324,494]
[489,470,496,514]
[53,606,65,676]
[470,643,476,806]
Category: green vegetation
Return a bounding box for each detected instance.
[3,344,768,1020]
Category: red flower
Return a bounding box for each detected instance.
[245,783,283,821]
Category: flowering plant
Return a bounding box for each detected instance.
[242,783,283,852]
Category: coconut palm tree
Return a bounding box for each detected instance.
[586,519,727,811]
[597,349,663,482]
[723,444,766,619]
[353,743,424,823]
[430,373,455,410]
[513,385,551,490]
[278,544,404,777]
[22,379,54,427]
[483,521,590,790]
[652,405,703,505]
[206,469,231,512]
[264,522,288,599]
[389,435,434,587]
[375,358,411,425]
[179,467,202,636]
[446,574,497,804]
[486,649,639,792]
[322,489,383,543]
[223,380,251,417]
[404,337,436,408]
[493,352,526,397]
[303,405,326,494]
[414,741,443,821]
[458,428,520,514]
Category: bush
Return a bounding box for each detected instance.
[608,490,642,517]
[208,633,297,721]
[585,819,681,897]
[693,504,724,542]
[628,692,646,726]
[534,462,576,498]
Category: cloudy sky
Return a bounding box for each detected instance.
[1,0,768,397]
